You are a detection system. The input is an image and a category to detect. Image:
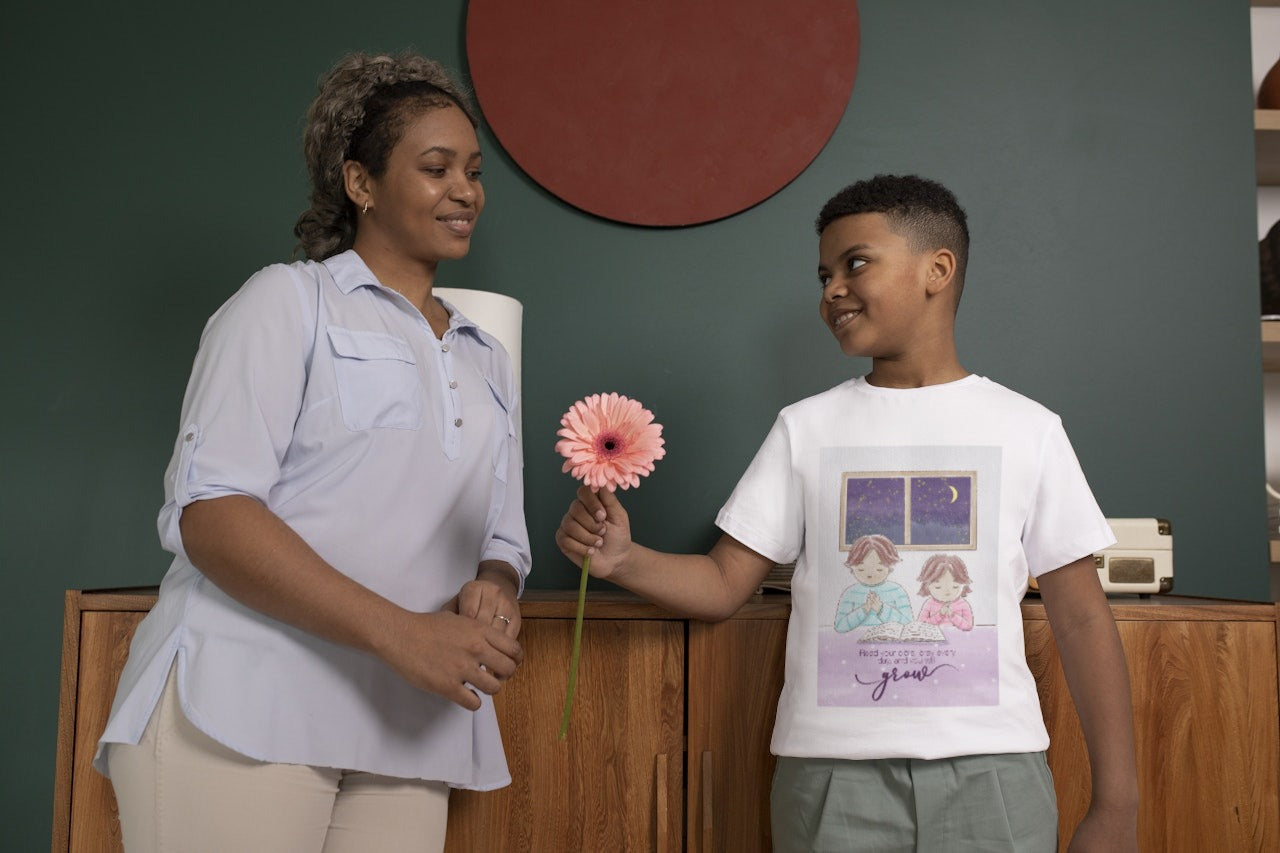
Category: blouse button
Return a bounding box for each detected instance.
[454,418,463,427]
[449,380,458,389]
[441,344,451,353]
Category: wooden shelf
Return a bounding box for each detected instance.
[1265,321,1280,371]
[1257,112,1280,185]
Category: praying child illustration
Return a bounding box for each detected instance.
[834,534,913,632]
[916,554,975,631]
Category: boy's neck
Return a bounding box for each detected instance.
[865,357,969,390]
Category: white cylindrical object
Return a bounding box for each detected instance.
[435,288,523,385]
[434,288,524,449]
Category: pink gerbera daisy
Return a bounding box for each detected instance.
[554,392,665,740]
[555,393,666,491]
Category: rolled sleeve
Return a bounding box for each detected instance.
[156,266,310,558]
[482,379,531,595]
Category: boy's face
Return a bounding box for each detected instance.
[817,212,935,359]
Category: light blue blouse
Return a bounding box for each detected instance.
[95,250,531,789]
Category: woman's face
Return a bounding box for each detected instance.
[360,104,484,265]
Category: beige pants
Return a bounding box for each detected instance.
[106,666,450,853]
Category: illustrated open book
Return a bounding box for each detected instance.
[858,620,947,643]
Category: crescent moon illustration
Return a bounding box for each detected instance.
[948,484,959,503]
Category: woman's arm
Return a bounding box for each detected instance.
[180,495,523,710]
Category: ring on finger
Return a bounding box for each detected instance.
[494,614,512,626]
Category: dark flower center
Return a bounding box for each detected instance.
[595,432,623,458]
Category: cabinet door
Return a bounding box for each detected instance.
[1025,618,1280,851]
[63,608,146,853]
[686,617,787,852]
[446,617,685,852]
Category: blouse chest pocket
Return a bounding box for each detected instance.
[326,326,423,431]
[485,377,516,483]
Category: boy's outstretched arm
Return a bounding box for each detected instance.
[556,485,775,621]
[1035,556,1139,853]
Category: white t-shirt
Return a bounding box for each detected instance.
[716,375,1114,760]
[96,250,530,789]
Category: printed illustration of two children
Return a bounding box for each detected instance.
[835,533,973,633]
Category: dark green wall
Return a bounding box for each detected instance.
[1,0,1263,846]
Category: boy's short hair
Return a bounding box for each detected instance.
[815,174,969,299]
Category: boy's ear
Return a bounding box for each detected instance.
[924,248,957,297]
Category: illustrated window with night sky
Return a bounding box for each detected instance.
[841,472,977,551]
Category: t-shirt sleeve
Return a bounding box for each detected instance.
[715,415,804,565]
[156,265,312,560]
[1022,417,1116,577]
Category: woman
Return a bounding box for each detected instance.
[95,52,530,852]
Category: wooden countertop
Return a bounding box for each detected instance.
[72,587,1278,623]
[523,589,1277,622]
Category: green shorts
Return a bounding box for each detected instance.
[770,752,1058,853]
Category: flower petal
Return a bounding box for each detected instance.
[555,393,665,491]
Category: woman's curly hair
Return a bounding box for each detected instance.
[293,52,479,260]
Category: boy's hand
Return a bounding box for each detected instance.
[1067,802,1138,852]
[556,485,633,579]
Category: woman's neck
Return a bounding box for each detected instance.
[352,246,450,336]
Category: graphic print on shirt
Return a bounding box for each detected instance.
[818,446,1001,707]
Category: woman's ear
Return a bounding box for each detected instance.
[342,160,373,213]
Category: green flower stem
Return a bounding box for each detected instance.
[558,555,590,740]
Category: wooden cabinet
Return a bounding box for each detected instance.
[1023,597,1280,851]
[446,597,684,851]
[52,590,685,853]
[54,590,1280,852]
[53,590,150,853]
[686,599,788,852]
[689,596,1280,852]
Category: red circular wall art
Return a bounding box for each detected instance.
[465,1,861,226]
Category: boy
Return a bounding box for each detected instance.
[556,175,1138,851]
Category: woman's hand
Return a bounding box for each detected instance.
[377,607,523,712]
[454,561,523,638]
